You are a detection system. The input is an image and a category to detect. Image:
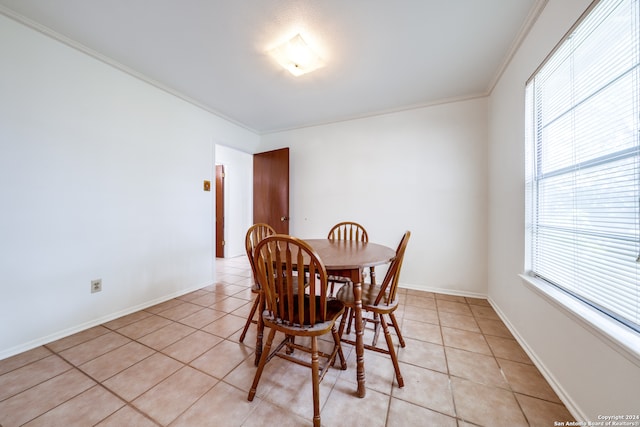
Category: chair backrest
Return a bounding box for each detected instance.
[253,235,329,327]
[327,221,368,242]
[246,223,276,285]
[374,231,411,306]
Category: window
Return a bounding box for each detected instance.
[525,0,640,333]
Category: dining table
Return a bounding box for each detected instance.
[303,238,396,398]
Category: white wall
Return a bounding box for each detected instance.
[260,98,488,295]
[0,15,259,358]
[215,145,253,258]
[488,0,640,420]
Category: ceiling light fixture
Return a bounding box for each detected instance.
[269,34,324,76]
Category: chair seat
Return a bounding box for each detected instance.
[264,296,345,334]
[335,282,399,314]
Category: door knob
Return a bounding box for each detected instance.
[281,216,289,221]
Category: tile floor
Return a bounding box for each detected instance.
[0,256,574,426]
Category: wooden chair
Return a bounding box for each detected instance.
[336,231,411,388]
[248,235,347,427]
[327,221,373,295]
[328,221,369,242]
[239,223,276,365]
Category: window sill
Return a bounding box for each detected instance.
[520,273,640,367]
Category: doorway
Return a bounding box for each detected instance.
[215,164,224,258]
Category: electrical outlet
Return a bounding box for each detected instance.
[91,279,102,293]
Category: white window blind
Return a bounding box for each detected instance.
[525,0,640,332]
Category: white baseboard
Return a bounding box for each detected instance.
[399,282,488,299]
[396,282,585,421]
[488,297,586,422]
[0,281,212,361]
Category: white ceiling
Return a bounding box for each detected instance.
[0,0,542,134]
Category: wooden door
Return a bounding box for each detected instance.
[215,164,225,258]
[253,148,289,234]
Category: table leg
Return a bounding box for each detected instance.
[326,266,367,397]
[352,280,366,398]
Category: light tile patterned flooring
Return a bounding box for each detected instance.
[0,256,574,426]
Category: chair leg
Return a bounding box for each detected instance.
[239,294,259,343]
[371,313,381,347]
[331,325,347,370]
[254,293,264,366]
[311,336,321,427]
[380,315,404,388]
[345,308,355,335]
[389,312,406,348]
[337,307,349,338]
[286,335,296,355]
[248,328,276,401]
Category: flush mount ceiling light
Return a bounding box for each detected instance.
[269,34,324,76]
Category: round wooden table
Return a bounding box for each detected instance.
[305,238,396,398]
